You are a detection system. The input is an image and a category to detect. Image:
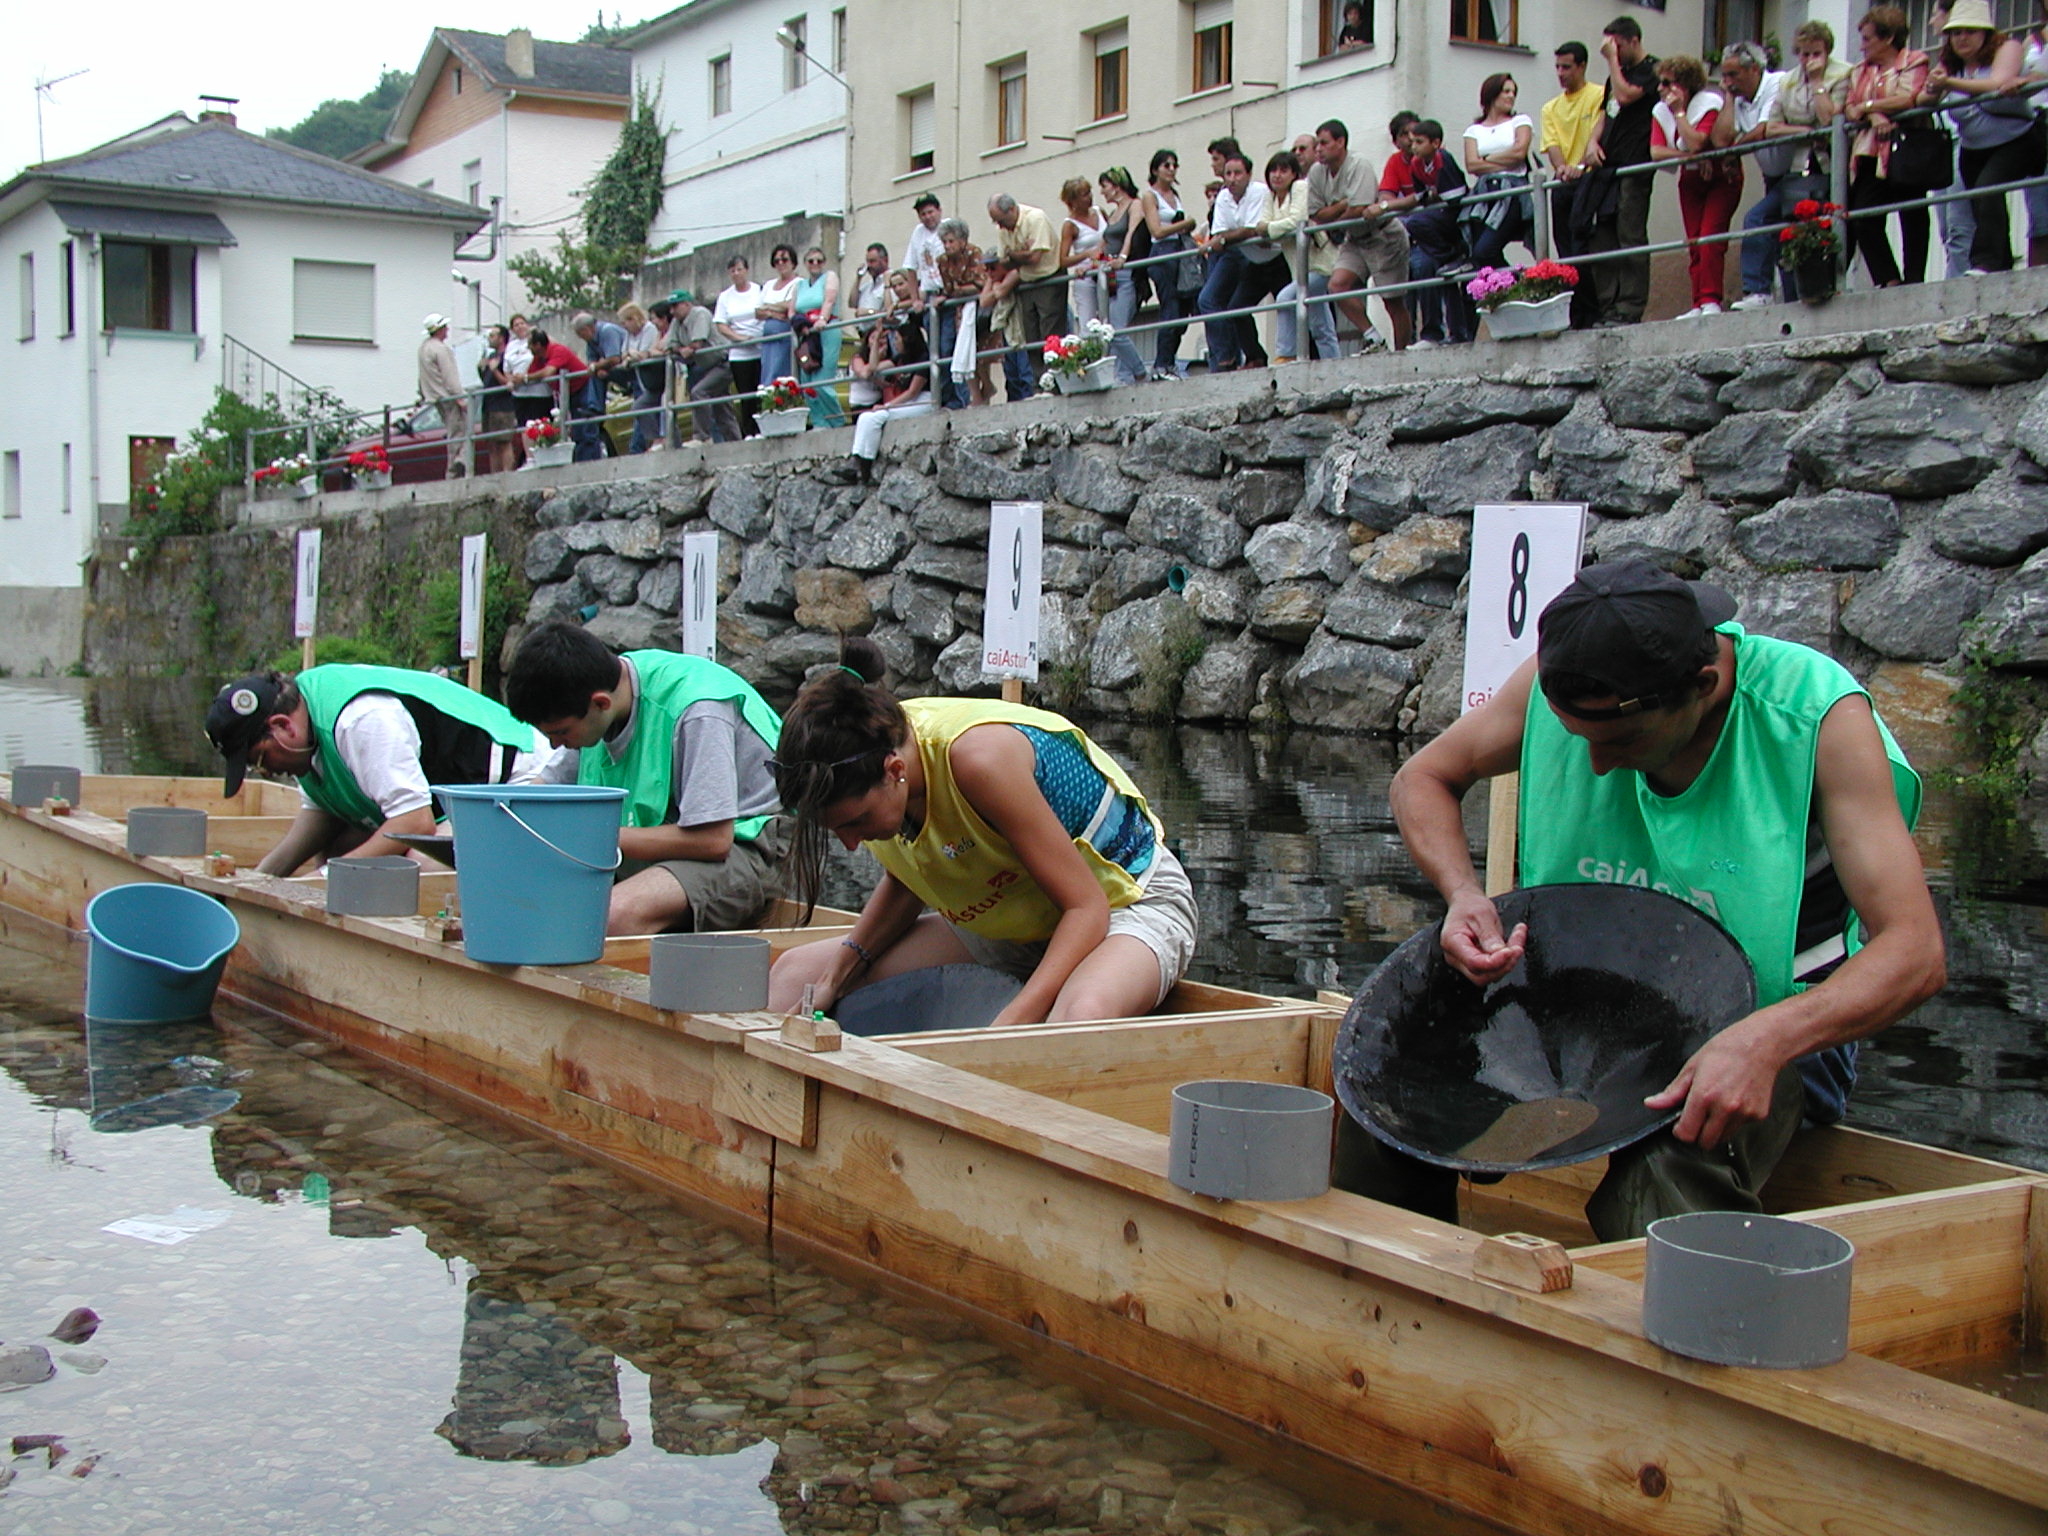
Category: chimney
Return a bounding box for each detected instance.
[505,28,536,78]
[197,93,239,127]
[198,110,238,126]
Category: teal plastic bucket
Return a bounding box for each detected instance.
[435,784,625,965]
[85,884,241,1024]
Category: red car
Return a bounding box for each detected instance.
[322,404,480,490]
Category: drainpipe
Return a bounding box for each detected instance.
[85,235,102,528]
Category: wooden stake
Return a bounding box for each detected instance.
[1484,771,1518,897]
[301,636,316,672]
[466,655,483,692]
[1001,677,1024,705]
[2026,1180,2048,1348]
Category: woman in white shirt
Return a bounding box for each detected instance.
[1651,54,1737,315]
[1056,177,1110,327]
[1460,74,1535,271]
[713,255,767,437]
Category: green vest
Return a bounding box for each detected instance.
[297,665,539,830]
[1518,624,1921,1009]
[576,651,783,840]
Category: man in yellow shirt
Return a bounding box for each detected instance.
[983,194,1066,398]
[1541,43,1606,262]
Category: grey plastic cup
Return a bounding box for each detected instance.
[1643,1211,1855,1368]
[10,765,82,806]
[326,856,421,917]
[647,933,771,1013]
[126,806,209,858]
[1168,1080,1335,1201]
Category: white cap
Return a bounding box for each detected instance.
[422,314,450,333]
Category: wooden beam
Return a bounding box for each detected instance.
[712,1049,820,1146]
[2028,1181,2048,1350]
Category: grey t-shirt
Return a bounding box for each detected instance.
[540,657,780,830]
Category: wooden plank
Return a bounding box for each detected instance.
[1763,1124,2019,1213]
[898,1012,1316,1133]
[189,816,299,862]
[274,870,461,917]
[712,1049,820,1146]
[76,774,295,817]
[1575,1181,2035,1369]
[599,924,853,976]
[2028,1182,2048,1350]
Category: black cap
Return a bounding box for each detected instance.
[1537,559,1737,720]
[205,674,283,796]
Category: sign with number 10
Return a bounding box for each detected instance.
[982,501,1042,682]
[1460,503,1587,714]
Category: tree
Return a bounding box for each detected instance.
[578,12,637,46]
[268,70,412,161]
[506,83,672,311]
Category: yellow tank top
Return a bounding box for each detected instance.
[868,698,1163,941]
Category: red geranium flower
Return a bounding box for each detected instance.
[1793,199,1821,219]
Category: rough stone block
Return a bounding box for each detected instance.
[824,505,913,572]
[1249,580,1332,643]
[1322,577,1439,648]
[1716,357,1845,413]
[1357,516,1470,585]
[1931,477,2048,567]
[1052,447,1138,516]
[1390,384,1577,442]
[1840,545,1995,661]
[1415,422,1539,517]
[637,562,682,614]
[708,472,771,539]
[938,445,1055,501]
[585,603,673,653]
[1692,412,1802,504]
[1788,381,2003,497]
[1227,467,1305,527]
[1182,637,1281,720]
[524,528,576,583]
[1601,363,1726,432]
[1245,518,1352,585]
[1964,546,2048,668]
[1588,505,1733,576]
[794,567,874,634]
[1128,489,1245,568]
[1716,568,1840,652]
[735,543,797,615]
[1879,342,2048,386]
[1278,634,1418,734]
[1127,420,1225,479]
[576,552,645,606]
[1734,491,1900,570]
[1182,567,1251,627]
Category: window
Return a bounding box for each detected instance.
[292,259,375,342]
[103,242,196,332]
[1318,0,1372,53]
[995,56,1027,147]
[1449,0,1516,44]
[1093,25,1129,120]
[61,444,72,515]
[905,87,936,172]
[18,253,32,341]
[1193,1,1233,91]
[784,15,808,90]
[60,241,75,335]
[453,67,464,94]
[464,160,483,205]
[129,438,172,502]
[2,452,17,520]
[832,7,847,71]
[710,54,732,115]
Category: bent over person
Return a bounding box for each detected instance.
[766,638,1199,1026]
[504,621,788,936]
[206,665,548,875]
[1372,560,1945,1240]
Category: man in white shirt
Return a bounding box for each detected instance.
[906,196,945,300]
[417,315,469,478]
[1196,151,1273,372]
[1719,40,1794,308]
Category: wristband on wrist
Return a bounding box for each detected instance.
[841,937,877,972]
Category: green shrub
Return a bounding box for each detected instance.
[265,635,402,674]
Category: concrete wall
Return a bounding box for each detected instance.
[0,588,85,677]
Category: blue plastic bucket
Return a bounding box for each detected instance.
[435,784,625,965]
[84,884,241,1025]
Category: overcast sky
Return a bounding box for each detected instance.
[3,4,661,183]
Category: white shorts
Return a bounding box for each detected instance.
[948,845,1199,1009]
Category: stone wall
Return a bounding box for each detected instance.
[87,273,2048,749]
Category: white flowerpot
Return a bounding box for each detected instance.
[1482,292,1573,341]
[757,407,809,437]
[357,470,392,490]
[1056,357,1117,394]
[528,441,573,467]
[290,479,318,499]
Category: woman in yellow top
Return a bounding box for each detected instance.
[767,640,1199,1026]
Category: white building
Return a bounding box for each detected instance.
[626,0,850,265]
[352,28,632,324]
[0,111,487,671]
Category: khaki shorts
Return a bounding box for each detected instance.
[630,816,792,933]
[949,845,1200,1010]
[1333,219,1411,289]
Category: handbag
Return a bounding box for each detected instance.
[1886,120,1956,191]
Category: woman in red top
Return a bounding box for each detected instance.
[1651,55,1740,316]
[1843,5,1933,285]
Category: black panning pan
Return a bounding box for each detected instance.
[387,833,458,868]
[832,964,1024,1036]
[1334,883,1756,1175]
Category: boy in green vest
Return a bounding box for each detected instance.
[205,666,548,876]
[504,621,788,936]
[1374,560,1945,1239]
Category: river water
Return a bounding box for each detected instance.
[1,676,2043,1533]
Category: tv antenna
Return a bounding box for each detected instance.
[34,68,88,163]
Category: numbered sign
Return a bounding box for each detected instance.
[982,501,1042,682]
[680,531,718,660]
[459,533,487,660]
[1461,503,1587,714]
[293,529,322,641]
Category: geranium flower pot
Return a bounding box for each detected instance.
[1055,357,1117,393]
[1793,256,1838,306]
[356,470,392,490]
[1482,291,1573,340]
[757,408,809,437]
[528,442,573,467]
[289,479,318,499]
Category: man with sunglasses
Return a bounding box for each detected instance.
[1374,560,1944,1239]
[205,666,548,876]
[504,621,787,936]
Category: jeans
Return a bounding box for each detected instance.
[1003,348,1035,400]
[1274,272,1340,360]
[628,373,666,453]
[1406,246,1473,343]
[933,302,967,408]
[568,382,605,462]
[1152,282,1191,374]
[1197,247,1257,369]
[1938,163,1976,277]
[1739,175,1798,300]
[758,318,793,384]
[1104,275,1152,383]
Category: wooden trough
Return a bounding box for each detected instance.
[2,776,2044,1536]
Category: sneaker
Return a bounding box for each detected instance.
[1697,302,1723,316]
[1729,292,1774,311]
[1408,338,1439,351]
[1675,306,1704,319]
[1966,267,1991,277]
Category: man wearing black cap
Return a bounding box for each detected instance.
[205,666,546,876]
[1381,559,1944,1238]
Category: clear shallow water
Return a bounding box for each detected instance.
[2,680,2046,1533]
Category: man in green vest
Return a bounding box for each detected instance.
[205,666,548,876]
[1376,560,1946,1239]
[504,621,788,936]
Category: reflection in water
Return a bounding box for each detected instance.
[0,943,1469,1536]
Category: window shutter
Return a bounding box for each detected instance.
[1095,24,1128,55]
[293,260,375,341]
[1193,0,1231,29]
[909,91,935,156]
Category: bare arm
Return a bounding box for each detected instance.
[950,726,1115,1027]
[255,806,350,876]
[804,872,929,1011]
[1387,658,1535,984]
[618,819,736,865]
[1645,695,1946,1147]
